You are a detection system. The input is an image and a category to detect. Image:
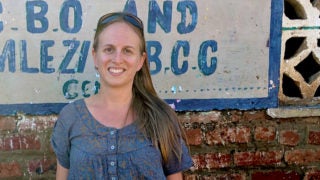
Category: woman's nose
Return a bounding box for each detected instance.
[111,51,123,63]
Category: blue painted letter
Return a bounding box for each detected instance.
[82,80,91,98]
[26,1,48,33]
[177,1,197,34]
[63,79,78,99]
[77,41,90,73]
[146,41,162,75]
[171,41,189,75]
[60,0,82,33]
[59,40,80,74]
[40,40,55,73]
[20,40,39,73]
[198,40,218,76]
[0,40,15,72]
[124,0,137,16]
[148,0,172,33]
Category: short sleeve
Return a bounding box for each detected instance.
[163,139,193,176]
[50,105,73,169]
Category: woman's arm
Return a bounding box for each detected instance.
[167,172,183,180]
[56,161,69,180]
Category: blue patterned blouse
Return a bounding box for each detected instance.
[51,99,193,180]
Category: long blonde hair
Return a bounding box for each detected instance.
[93,12,186,164]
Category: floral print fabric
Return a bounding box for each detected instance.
[51,99,193,180]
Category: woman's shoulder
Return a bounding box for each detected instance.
[56,99,86,125]
[59,99,85,114]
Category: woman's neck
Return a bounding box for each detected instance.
[96,88,132,107]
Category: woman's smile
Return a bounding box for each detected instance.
[108,67,125,75]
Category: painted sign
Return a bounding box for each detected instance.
[0,0,283,114]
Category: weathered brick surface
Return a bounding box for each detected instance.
[28,158,56,175]
[279,130,300,146]
[184,173,246,180]
[251,171,300,180]
[234,151,283,166]
[0,116,16,131]
[0,134,41,151]
[308,131,320,145]
[208,174,246,180]
[227,110,243,122]
[17,115,57,133]
[205,153,231,169]
[242,111,269,121]
[184,174,198,180]
[304,170,320,180]
[205,127,250,145]
[190,154,206,171]
[187,111,223,124]
[0,162,22,178]
[254,126,276,142]
[285,149,320,165]
[185,129,202,145]
[1,111,320,179]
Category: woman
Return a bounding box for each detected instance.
[51,12,193,179]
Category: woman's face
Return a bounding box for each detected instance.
[93,22,146,89]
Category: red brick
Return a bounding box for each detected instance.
[234,127,251,143]
[21,135,41,150]
[243,111,268,121]
[0,162,22,178]
[185,129,202,145]
[227,110,243,122]
[234,151,283,166]
[0,134,41,151]
[0,116,16,131]
[190,111,222,123]
[285,149,320,165]
[202,176,214,180]
[214,174,246,180]
[17,115,57,132]
[254,126,276,142]
[178,113,191,124]
[252,171,300,180]
[190,154,206,171]
[279,130,300,146]
[205,153,231,169]
[0,136,20,151]
[184,173,246,180]
[183,174,198,180]
[305,170,320,180]
[37,115,57,126]
[205,127,250,145]
[308,131,320,145]
[205,129,224,145]
[28,158,56,175]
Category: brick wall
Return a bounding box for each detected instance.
[0,115,57,179]
[1,111,320,179]
[181,111,320,179]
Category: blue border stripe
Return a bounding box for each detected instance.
[166,97,278,111]
[170,0,283,111]
[0,0,283,115]
[0,103,66,115]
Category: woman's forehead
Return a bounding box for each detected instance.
[101,22,140,38]
[98,22,144,50]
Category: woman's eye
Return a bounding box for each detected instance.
[124,48,133,54]
[104,47,113,53]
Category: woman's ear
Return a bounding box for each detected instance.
[92,48,98,69]
[137,52,146,71]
